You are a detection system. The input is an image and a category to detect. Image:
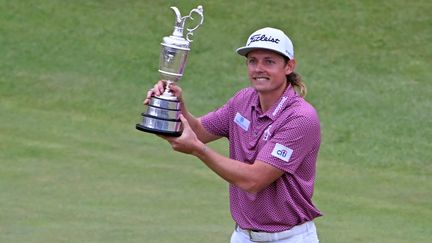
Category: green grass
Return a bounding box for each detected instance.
[1,0,431,242]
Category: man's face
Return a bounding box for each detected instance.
[246,49,294,94]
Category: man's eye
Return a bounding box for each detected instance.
[265,59,275,64]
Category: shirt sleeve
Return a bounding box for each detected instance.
[256,110,321,174]
[201,94,239,138]
[200,88,251,138]
[200,104,230,137]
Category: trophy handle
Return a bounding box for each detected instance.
[185,6,204,42]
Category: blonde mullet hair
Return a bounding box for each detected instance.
[287,72,307,98]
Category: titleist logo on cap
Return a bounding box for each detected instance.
[248,34,280,46]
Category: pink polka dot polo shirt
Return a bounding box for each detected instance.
[201,84,322,232]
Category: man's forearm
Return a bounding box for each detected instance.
[183,112,220,143]
[192,142,258,192]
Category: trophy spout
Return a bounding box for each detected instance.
[170,7,186,38]
[170,7,182,24]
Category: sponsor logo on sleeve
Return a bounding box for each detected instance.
[234,112,250,131]
[271,143,293,162]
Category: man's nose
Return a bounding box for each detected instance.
[253,61,265,72]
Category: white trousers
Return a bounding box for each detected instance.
[230,221,319,243]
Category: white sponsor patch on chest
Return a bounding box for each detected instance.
[271,143,293,162]
[234,112,250,131]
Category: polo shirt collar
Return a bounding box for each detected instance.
[251,84,297,121]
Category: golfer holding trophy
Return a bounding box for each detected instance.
[138,5,322,243]
[136,5,204,136]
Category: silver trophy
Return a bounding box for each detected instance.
[136,5,204,136]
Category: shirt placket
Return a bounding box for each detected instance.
[248,111,270,150]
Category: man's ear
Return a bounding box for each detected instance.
[285,59,296,75]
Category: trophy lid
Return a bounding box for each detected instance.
[162,36,190,50]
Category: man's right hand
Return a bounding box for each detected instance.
[143,80,166,105]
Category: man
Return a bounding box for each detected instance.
[146,27,322,242]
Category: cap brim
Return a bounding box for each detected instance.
[236,46,254,56]
[236,46,291,59]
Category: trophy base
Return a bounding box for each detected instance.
[136,123,182,137]
[136,94,183,137]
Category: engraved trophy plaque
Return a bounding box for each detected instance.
[136,5,204,136]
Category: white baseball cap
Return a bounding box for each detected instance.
[236,27,294,59]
